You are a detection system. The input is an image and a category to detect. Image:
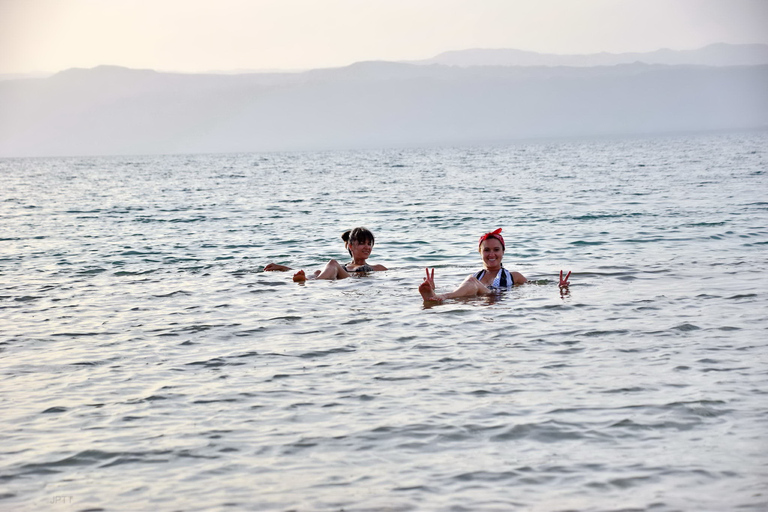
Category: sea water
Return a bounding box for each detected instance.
[1,131,767,511]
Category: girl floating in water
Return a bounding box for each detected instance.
[264,227,387,282]
[418,228,570,303]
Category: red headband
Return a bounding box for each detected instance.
[479,228,504,250]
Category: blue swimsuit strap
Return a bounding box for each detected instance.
[475,267,509,287]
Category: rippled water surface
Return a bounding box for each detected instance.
[2,132,767,511]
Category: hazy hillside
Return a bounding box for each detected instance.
[1,61,767,157]
[412,43,768,67]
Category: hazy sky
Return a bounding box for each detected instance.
[2,0,767,74]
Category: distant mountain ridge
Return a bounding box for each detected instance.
[409,43,768,67]
[1,49,767,157]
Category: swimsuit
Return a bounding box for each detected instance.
[344,263,374,273]
[474,267,514,291]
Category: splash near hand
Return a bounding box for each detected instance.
[559,270,571,289]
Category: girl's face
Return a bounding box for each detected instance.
[480,237,504,269]
[348,238,373,260]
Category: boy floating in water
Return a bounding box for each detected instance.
[265,227,387,282]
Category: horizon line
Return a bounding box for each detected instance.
[3,41,766,79]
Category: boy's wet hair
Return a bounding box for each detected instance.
[342,227,375,256]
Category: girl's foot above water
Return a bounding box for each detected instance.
[419,280,442,302]
[419,268,443,303]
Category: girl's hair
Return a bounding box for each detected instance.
[478,228,505,251]
[341,227,375,256]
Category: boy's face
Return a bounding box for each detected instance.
[348,238,373,259]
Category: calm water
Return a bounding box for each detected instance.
[1,132,767,511]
